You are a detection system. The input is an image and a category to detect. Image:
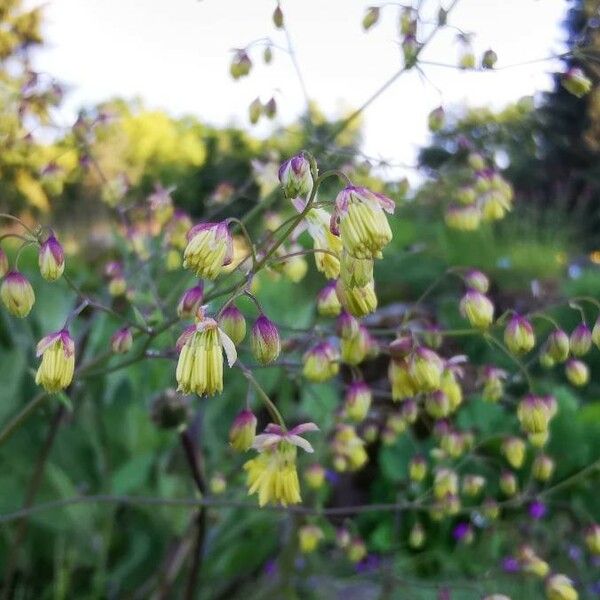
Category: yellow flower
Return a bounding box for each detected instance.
[298,525,324,553]
[1,271,35,318]
[335,278,378,318]
[331,424,368,472]
[304,208,342,279]
[35,329,75,393]
[546,574,578,600]
[331,186,395,259]
[303,342,340,382]
[244,423,318,506]
[175,317,237,396]
[183,221,233,279]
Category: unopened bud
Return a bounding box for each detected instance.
[210,473,226,495]
[347,537,367,563]
[409,347,443,392]
[362,6,380,31]
[409,522,425,549]
[1,271,35,317]
[229,409,257,452]
[177,283,204,319]
[565,359,589,386]
[111,327,133,354]
[460,290,494,329]
[264,97,277,119]
[304,463,326,490]
[547,329,570,362]
[272,5,284,28]
[428,106,445,132]
[251,314,280,365]
[499,471,518,497]
[585,524,600,555]
[218,305,246,345]
[570,323,592,356]
[545,574,578,600]
[303,341,340,382]
[562,67,592,98]
[505,314,535,354]
[445,204,482,230]
[298,525,323,554]
[532,454,554,482]
[345,381,372,422]
[248,97,262,124]
[462,474,486,497]
[38,234,65,281]
[278,154,313,199]
[501,437,526,469]
[409,455,427,483]
[481,49,498,69]
[317,282,342,317]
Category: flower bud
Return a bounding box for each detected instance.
[183,221,233,280]
[532,454,554,482]
[347,537,367,563]
[547,329,570,362]
[278,154,313,199]
[251,314,280,365]
[111,327,133,354]
[565,359,589,387]
[433,468,458,499]
[229,409,257,452]
[570,323,592,356]
[445,204,482,230]
[469,153,487,171]
[409,347,443,392]
[562,67,592,98]
[592,318,600,349]
[401,399,419,424]
[0,248,8,278]
[505,314,535,354]
[303,341,340,382]
[402,34,419,67]
[272,5,284,28]
[1,271,35,317]
[317,282,341,317]
[248,97,262,124]
[340,251,374,289]
[230,50,252,79]
[480,366,506,402]
[462,474,486,497]
[440,369,463,412]
[501,437,526,469]
[177,283,204,319]
[482,498,500,520]
[517,395,553,434]
[481,48,498,69]
[150,389,190,430]
[459,49,476,70]
[263,45,273,64]
[499,471,518,497]
[389,335,414,359]
[460,290,494,329]
[518,545,549,578]
[264,97,277,119]
[452,522,473,544]
[456,186,477,206]
[427,106,445,132]
[585,524,600,555]
[340,325,369,365]
[409,522,425,549]
[165,248,181,271]
[108,276,127,297]
[408,455,427,483]
[298,525,323,554]
[336,528,351,548]
[362,6,380,30]
[218,305,247,345]
[304,463,326,490]
[464,269,489,293]
[210,473,226,495]
[425,390,451,419]
[35,329,75,392]
[38,234,65,281]
[345,381,372,422]
[335,278,378,318]
[388,358,416,400]
[440,430,466,458]
[545,574,578,600]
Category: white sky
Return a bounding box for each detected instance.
[31,0,567,176]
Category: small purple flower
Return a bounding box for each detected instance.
[502,556,520,573]
[528,500,546,520]
[355,553,381,574]
[325,469,340,485]
[452,522,471,542]
[568,545,583,562]
[263,558,277,577]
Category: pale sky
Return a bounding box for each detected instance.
[31,0,567,176]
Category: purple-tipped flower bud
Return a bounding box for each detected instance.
[229,409,257,452]
[251,314,280,365]
[565,359,589,386]
[272,5,284,28]
[464,269,489,293]
[456,186,477,206]
[248,97,262,124]
[505,314,535,354]
[1,271,35,317]
[0,248,7,278]
[177,283,204,319]
[547,329,570,362]
[336,310,359,339]
[38,234,65,281]
[499,471,518,497]
[389,335,414,359]
[218,304,246,345]
[401,398,419,423]
[502,437,526,469]
[460,290,494,329]
[585,524,600,555]
[462,474,486,497]
[278,154,313,199]
[445,204,482,230]
[532,454,554,482]
[409,455,427,482]
[517,394,554,434]
[427,106,445,132]
[317,282,342,317]
[298,525,323,554]
[425,390,451,419]
[35,328,75,392]
[347,537,367,563]
[362,6,380,30]
[210,473,226,495]
[303,341,340,382]
[562,67,592,98]
[409,347,443,392]
[592,318,600,349]
[264,97,277,119]
[304,463,326,490]
[345,381,372,422]
[570,323,592,356]
[111,327,133,354]
[481,48,498,69]
[230,50,252,79]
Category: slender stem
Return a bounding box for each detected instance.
[0,213,36,235]
[227,217,257,269]
[484,333,533,391]
[0,392,48,448]
[238,361,286,428]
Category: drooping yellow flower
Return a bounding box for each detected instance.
[304,208,342,279]
[175,317,237,396]
[244,422,318,506]
[35,329,75,393]
[183,221,233,279]
[331,186,395,259]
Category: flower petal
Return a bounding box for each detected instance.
[289,422,319,436]
[252,433,281,451]
[286,434,314,453]
[218,328,238,367]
